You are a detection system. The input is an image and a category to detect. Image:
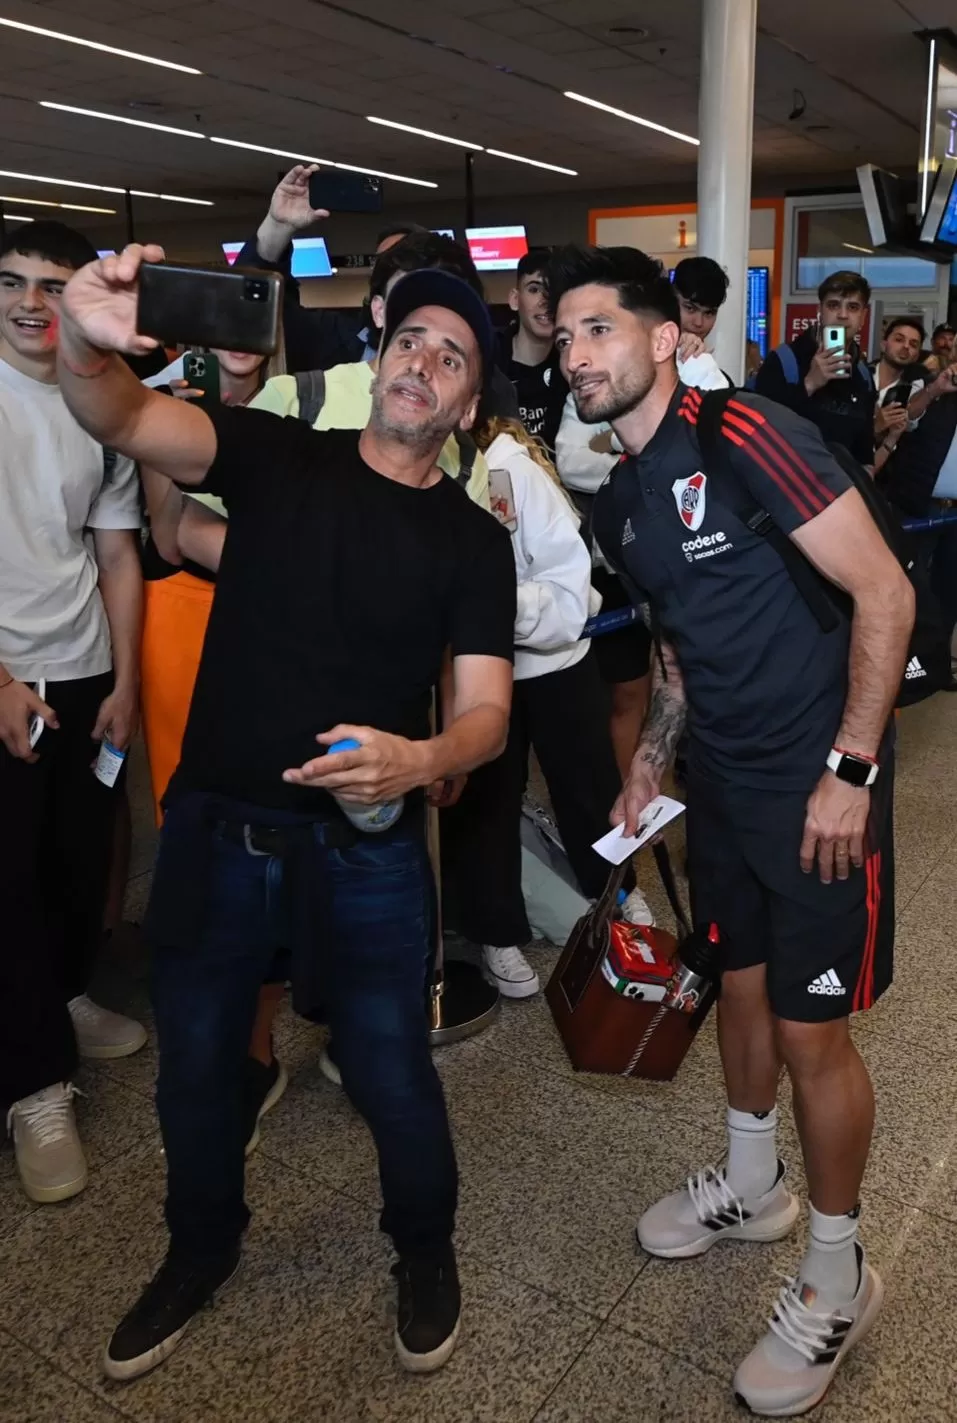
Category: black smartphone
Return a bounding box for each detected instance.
[183,350,221,404]
[309,170,383,213]
[137,264,281,356]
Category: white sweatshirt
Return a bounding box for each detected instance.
[555,350,730,496]
[484,431,594,681]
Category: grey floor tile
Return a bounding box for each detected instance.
[0,1149,38,1240]
[610,1184,917,1385]
[532,1323,742,1423]
[0,1139,594,1423]
[893,786,957,906]
[0,1330,129,1423]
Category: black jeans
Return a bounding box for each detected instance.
[441,650,622,946]
[151,807,457,1261]
[0,671,116,1107]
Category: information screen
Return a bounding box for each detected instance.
[465,225,528,272]
[746,266,770,357]
[221,237,334,277]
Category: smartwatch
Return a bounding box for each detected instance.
[826,747,878,788]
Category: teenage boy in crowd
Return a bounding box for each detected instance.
[550,244,912,1417]
[755,270,876,467]
[496,248,567,452]
[0,222,145,1206]
[671,255,730,351]
[57,244,515,1381]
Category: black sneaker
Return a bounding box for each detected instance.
[243,1054,288,1156]
[391,1248,461,1373]
[102,1249,241,1381]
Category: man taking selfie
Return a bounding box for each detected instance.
[56,244,515,1383]
[755,271,876,467]
[549,245,912,1418]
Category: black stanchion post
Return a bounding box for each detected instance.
[465,152,475,229]
[124,189,136,246]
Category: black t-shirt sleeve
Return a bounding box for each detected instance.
[190,403,310,509]
[449,513,516,662]
[719,392,852,536]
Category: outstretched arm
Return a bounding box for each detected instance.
[57,245,216,485]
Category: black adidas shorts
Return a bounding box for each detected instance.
[590,567,652,686]
[686,759,894,1023]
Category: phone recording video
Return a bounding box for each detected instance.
[136,264,282,356]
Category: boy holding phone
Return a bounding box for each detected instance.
[0,222,146,1207]
[755,271,877,467]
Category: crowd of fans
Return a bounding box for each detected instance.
[0,161,954,1412]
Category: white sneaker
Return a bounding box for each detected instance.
[637,1160,800,1259]
[68,994,147,1060]
[733,1244,883,1417]
[6,1083,88,1204]
[318,1047,342,1087]
[481,945,540,999]
[621,888,656,926]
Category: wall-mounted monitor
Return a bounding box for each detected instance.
[746,266,770,357]
[432,228,455,238]
[221,236,334,278]
[465,224,528,272]
[857,164,910,249]
[920,155,957,251]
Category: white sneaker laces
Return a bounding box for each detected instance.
[7,1084,83,1147]
[687,1167,746,1226]
[767,1275,850,1363]
[487,946,533,979]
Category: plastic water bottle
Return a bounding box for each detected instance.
[662,922,723,1015]
[326,737,404,834]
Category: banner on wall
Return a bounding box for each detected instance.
[784,303,872,350]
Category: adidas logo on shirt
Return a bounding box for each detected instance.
[621,518,635,546]
[904,656,926,680]
[808,969,846,996]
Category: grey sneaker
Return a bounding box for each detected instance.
[7,1082,88,1204]
[733,1244,883,1416]
[637,1160,800,1259]
[68,994,147,1060]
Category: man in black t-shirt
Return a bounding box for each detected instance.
[549,245,913,1418]
[496,247,568,452]
[57,250,516,1383]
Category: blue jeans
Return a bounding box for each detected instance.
[151,813,457,1261]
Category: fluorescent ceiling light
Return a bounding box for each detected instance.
[0,193,115,213]
[367,116,482,151]
[0,16,201,73]
[40,101,204,139]
[0,169,212,205]
[485,148,577,176]
[332,160,436,188]
[209,137,334,163]
[564,91,699,147]
[843,242,874,255]
[3,213,33,221]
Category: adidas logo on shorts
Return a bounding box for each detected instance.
[904,656,926,680]
[808,969,846,996]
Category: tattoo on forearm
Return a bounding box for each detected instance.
[636,641,686,777]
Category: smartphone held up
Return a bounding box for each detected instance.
[136,263,282,356]
[821,323,851,377]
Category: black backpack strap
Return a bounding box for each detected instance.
[294,369,326,427]
[652,841,690,941]
[454,431,476,488]
[695,391,841,635]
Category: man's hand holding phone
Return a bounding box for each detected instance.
[805,346,850,395]
[60,244,166,358]
[0,678,58,762]
[257,165,330,263]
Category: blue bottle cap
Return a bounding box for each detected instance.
[617,889,627,905]
[328,738,361,754]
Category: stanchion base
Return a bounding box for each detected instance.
[429,959,500,1047]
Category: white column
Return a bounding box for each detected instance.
[696,0,757,384]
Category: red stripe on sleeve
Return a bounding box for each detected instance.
[720,424,818,522]
[722,413,828,516]
[729,398,839,507]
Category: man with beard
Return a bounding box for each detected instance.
[549,245,912,1418]
[55,244,516,1382]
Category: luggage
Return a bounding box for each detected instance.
[520,799,591,947]
[545,843,717,1081]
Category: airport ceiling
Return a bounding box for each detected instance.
[0,0,953,228]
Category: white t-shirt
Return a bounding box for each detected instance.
[0,358,141,682]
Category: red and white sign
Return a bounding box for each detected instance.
[465,225,528,272]
[784,303,872,351]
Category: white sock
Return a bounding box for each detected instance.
[725,1106,778,1197]
[799,1204,861,1305]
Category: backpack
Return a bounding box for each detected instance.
[695,388,949,708]
[745,341,875,393]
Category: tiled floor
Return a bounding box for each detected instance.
[5,697,957,1422]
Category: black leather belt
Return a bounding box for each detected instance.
[215,815,357,857]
